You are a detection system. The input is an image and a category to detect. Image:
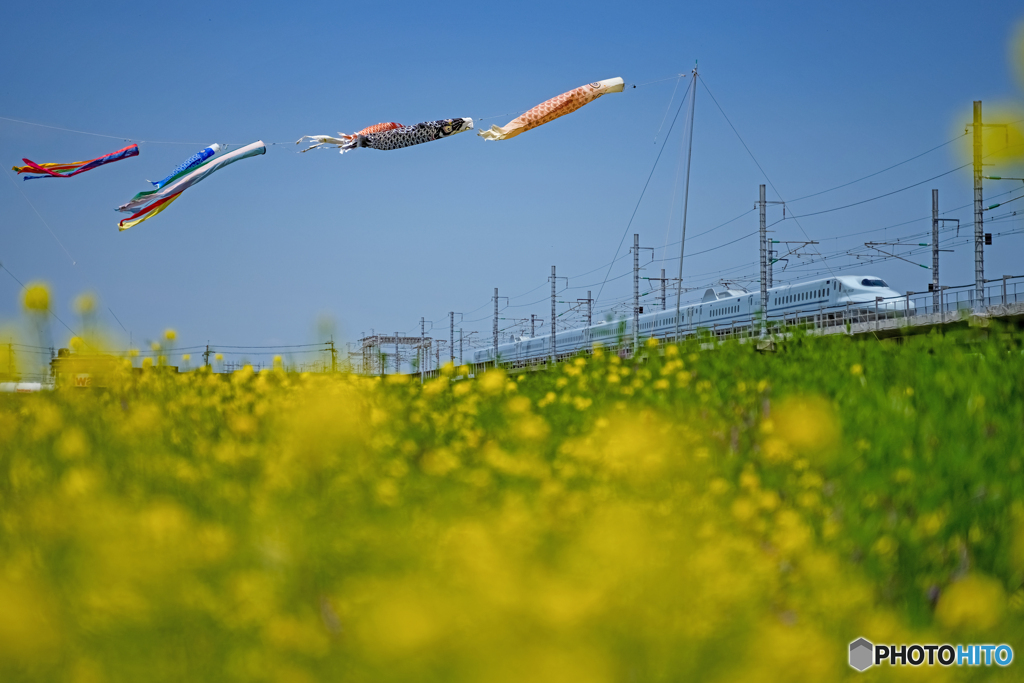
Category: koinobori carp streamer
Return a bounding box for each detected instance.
[342,118,473,152]
[12,144,140,180]
[149,144,221,188]
[478,78,624,141]
[298,118,473,154]
[296,122,404,153]
[116,140,265,231]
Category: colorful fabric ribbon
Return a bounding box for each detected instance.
[341,118,473,153]
[12,144,139,180]
[149,144,221,188]
[118,192,185,231]
[478,78,624,141]
[117,140,265,231]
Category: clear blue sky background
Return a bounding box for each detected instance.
[3,0,1023,368]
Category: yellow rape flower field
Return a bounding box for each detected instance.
[2,328,1024,682]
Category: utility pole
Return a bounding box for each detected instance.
[458,329,463,366]
[674,65,697,341]
[420,318,425,384]
[395,333,400,374]
[203,343,211,369]
[493,288,499,367]
[328,338,337,373]
[530,314,536,338]
[586,290,592,327]
[449,312,454,366]
[932,189,940,311]
[759,184,768,338]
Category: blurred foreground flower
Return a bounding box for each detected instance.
[22,282,49,313]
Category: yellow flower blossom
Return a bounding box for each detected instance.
[22,282,50,312]
[935,575,1006,631]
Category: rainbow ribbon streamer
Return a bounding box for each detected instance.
[12,144,139,180]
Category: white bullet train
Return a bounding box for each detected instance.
[472,275,909,367]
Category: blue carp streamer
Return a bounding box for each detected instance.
[149,144,221,188]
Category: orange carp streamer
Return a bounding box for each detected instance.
[478,78,624,141]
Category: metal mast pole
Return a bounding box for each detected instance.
[633,233,640,353]
[530,314,536,338]
[449,312,454,366]
[395,333,400,375]
[674,67,697,341]
[420,318,425,384]
[459,329,463,366]
[973,101,984,308]
[493,288,499,367]
[759,184,767,338]
[932,189,940,311]
[587,290,592,327]
[550,266,557,365]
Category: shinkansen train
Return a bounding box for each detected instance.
[472,275,909,368]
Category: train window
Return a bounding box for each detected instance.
[861,278,888,287]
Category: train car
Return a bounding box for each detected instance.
[471,275,908,370]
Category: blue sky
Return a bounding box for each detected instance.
[2,0,1023,368]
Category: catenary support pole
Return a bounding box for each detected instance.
[493,288,499,367]
[420,319,425,384]
[660,269,666,311]
[459,329,463,366]
[530,314,536,338]
[973,101,985,308]
[395,333,400,374]
[633,233,640,354]
[550,266,557,366]
[449,312,454,366]
[759,184,767,338]
[933,189,941,312]
[587,291,592,327]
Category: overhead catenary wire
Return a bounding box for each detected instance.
[785,132,970,203]
[697,74,836,279]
